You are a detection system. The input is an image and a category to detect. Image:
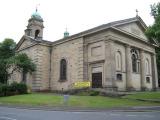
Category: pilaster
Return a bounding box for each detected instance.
[140,50,146,90]
[151,53,158,90]
[83,43,89,80]
[104,39,116,90]
[125,45,132,90]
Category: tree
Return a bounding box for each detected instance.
[13,53,36,83]
[0,39,36,84]
[0,38,16,83]
[0,38,16,59]
[145,2,160,86]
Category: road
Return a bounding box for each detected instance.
[0,106,160,120]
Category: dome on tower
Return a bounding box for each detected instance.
[31,10,43,21]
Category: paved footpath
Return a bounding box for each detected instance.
[0,106,160,120]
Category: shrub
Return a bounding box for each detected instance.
[1,84,8,96]
[10,82,18,91]
[0,82,28,97]
[89,91,100,96]
[17,83,27,94]
[0,83,5,96]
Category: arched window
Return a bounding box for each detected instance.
[116,51,122,71]
[60,59,67,81]
[35,29,40,39]
[131,49,140,73]
[145,59,150,75]
[132,54,137,72]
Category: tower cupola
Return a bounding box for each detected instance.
[31,9,43,21]
[25,9,44,40]
[64,28,69,38]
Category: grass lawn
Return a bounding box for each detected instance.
[0,92,160,108]
[123,91,160,100]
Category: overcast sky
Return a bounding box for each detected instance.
[0,0,159,43]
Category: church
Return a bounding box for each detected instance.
[10,10,159,91]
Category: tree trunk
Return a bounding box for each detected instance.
[22,70,27,83]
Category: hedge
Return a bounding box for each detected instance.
[0,82,28,97]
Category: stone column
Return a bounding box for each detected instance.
[104,39,116,90]
[125,45,132,90]
[140,50,146,90]
[151,53,158,90]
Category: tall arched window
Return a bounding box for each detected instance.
[116,51,122,71]
[145,59,150,75]
[60,59,67,81]
[131,49,140,73]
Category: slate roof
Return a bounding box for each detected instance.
[17,16,158,50]
[52,16,148,44]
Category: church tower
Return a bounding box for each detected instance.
[25,9,44,40]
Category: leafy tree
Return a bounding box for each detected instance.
[0,38,16,59]
[145,2,160,86]
[0,39,16,83]
[13,53,36,83]
[0,39,36,84]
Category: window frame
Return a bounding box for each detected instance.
[145,58,150,75]
[115,51,122,72]
[59,58,67,82]
[131,49,140,73]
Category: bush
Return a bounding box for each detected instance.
[17,83,27,94]
[0,84,8,96]
[0,84,5,96]
[89,91,100,96]
[0,82,28,97]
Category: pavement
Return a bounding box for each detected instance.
[0,104,160,112]
[0,106,160,120]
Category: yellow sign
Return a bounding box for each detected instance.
[73,81,91,88]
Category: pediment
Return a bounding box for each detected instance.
[16,36,36,50]
[116,22,148,41]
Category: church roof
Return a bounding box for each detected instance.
[52,16,158,47]
[16,16,157,50]
[59,16,147,40]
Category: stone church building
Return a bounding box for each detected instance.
[11,10,159,91]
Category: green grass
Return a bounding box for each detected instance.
[123,91,160,100]
[0,94,63,106]
[0,93,160,108]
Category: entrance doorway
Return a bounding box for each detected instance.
[92,72,102,88]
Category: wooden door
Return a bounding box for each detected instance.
[92,72,102,88]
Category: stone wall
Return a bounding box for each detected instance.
[109,30,156,90]
[51,38,84,90]
[143,52,153,89]
[10,41,50,91]
[33,44,50,90]
[114,42,127,91]
[10,45,37,89]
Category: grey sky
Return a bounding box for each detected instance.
[0,0,159,43]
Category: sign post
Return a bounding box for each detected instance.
[63,94,69,105]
